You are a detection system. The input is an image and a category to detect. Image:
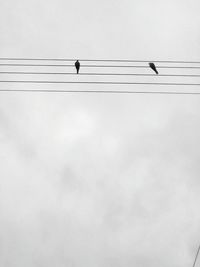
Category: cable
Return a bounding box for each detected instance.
[0,89,200,95]
[0,63,73,67]
[1,63,200,69]
[0,57,200,64]
[192,245,200,267]
[1,80,200,86]
[1,71,200,77]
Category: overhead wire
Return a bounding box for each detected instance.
[0,89,200,95]
[1,80,200,86]
[1,58,200,94]
[192,245,200,267]
[0,63,200,69]
[0,71,200,77]
[0,57,200,64]
[189,240,200,267]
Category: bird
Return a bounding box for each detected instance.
[149,62,158,74]
[75,60,80,74]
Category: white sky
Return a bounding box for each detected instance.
[0,0,200,266]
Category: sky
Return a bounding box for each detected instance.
[0,0,200,266]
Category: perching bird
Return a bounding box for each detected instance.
[149,62,158,74]
[75,60,80,74]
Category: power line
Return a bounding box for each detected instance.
[1,71,200,77]
[192,245,200,267]
[1,63,200,69]
[0,89,200,95]
[0,63,74,67]
[0,57,200,64]
[1,80,200,86]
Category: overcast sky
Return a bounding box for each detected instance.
[0,0,200,266]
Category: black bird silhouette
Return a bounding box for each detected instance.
[75,60,80,74]
[149,62,158,74]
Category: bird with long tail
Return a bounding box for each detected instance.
[149,62,158,74]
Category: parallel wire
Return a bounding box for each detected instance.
[1,58,200,93]
[1,63,200,69]
[0,89,200,95]
[0,57,200,64]
[1,80,200,86]
[1,71,200,77]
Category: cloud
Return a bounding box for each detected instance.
[0,93,200,266]
[0,0,200,265]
